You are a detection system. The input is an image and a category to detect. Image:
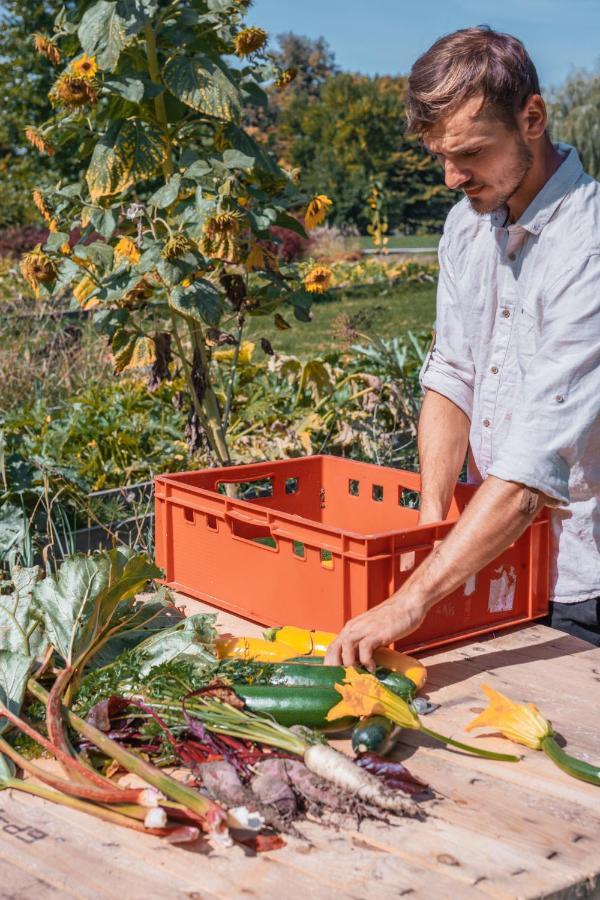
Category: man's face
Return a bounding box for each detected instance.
[424,95,533,215]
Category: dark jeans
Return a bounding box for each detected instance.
[546,597,600,647]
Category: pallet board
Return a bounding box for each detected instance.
[2,596,599,900]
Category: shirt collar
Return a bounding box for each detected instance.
[489,143,583,235]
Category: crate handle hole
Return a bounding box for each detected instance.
[348,479,360,497]
[320,549,334,570]
[372,484,384,502]
[183,508,194,524]
[293,540,305,559]
[206,513,217,531]
[399,488,420,509]
[286,477,300,495]
[399,551,416,573]
[217,477,273,500]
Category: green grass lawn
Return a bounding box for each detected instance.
[244,281,436,357]
[357,234,441,250]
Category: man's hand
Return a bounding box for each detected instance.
[323,593,429,670]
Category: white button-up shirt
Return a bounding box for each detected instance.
[421,144,600,603]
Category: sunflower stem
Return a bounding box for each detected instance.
[419,725,520,762]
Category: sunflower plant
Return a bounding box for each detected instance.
[21,0,332,465]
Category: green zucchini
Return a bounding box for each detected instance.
[249,658,417,701]
[351,716,396,755]
[231,684,356,732]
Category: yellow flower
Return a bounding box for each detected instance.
[275,68,298,90]
[213,341,255,365]
[25,127,55,156]
[34,34,61,65]
[71,54,98,79]
[304,195,332,229]
[304,266,333,294]
[465,684,552,750]
[234,27,268,57]
[50,74,98,108]
[326,668,420,728]
[114,237,141,265]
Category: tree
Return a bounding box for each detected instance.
[274,72,453,232]
[547,69,600,179]
[20,0,331,465]
[0,0,80,227]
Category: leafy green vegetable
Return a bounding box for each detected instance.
[0,566,47,657]
[0,650,34,726]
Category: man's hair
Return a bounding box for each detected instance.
[406,26,541,136]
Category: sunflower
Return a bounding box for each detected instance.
[25,127,55,156]
[304,194,333,229]
[33,34,61,66]
[234,26,268,57]
[304,266,333,294]
[50,74,98,109]
[114,237,141,265]
[71,54,98,80]
[20,246,57,293]
[275,67,297,90]
[162,234,194,260]
[201,210,245,261]
[32,190,53,223]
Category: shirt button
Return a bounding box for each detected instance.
[490,366,499,374]
[483,418,491,427]
[501,308,510,318]
[555,394,565,404]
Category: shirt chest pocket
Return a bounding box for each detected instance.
[514,303,537,366]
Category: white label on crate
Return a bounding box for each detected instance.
[488,566,516,613]
[463,574,477,596]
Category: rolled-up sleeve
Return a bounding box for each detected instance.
[420,234,475,419]
[488,252,600,504]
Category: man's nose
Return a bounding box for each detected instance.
[444,160,471,191]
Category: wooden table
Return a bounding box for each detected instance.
[2,597,599,900]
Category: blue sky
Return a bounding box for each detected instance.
[247,0,600,89]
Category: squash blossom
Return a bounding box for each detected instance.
[466,684,600,786]
[34,33,61,65]
[465,684,551,750]
[71,54,98,80]
[25,127,55,156]
[304,266,333,294]
[234,27,268,57]
[115,237,141,265]
[304,195,333,229]
[328,669,519,762]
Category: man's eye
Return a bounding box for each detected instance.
[463,148,481,158]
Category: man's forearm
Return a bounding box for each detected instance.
[418,390,470,523]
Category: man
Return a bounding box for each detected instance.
[325,26,600,667]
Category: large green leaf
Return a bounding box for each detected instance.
[132,613,218,677]
[116,0,159,35]
[34,549,161,668]
[86,119,169,200]
[0,504,25,563]
[163,54,242,120]
[148,173,181,209]
[78,1,127,72]
[0,650,34,722]
[169,280,223,326]
[0,566,47,658]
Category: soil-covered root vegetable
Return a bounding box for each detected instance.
[199,761,249,808]
[303,744,418,816]
[250,759,298,819]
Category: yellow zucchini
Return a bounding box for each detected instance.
[215,636,297,662]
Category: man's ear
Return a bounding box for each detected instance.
[520,94,547,141]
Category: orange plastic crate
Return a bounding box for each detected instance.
[154,456,550,653]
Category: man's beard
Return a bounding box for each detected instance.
[466,139,534,215]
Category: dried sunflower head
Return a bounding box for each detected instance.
[32,190,53,223]
[304,195,333,229]
[162,234,194,260]
[25,127,55,156]
[50,74,98,109]
[234,26,267,57]
[34,34,61,65]
[20,246,57,292]
[201,210,245,261]
[275,67,297,90]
